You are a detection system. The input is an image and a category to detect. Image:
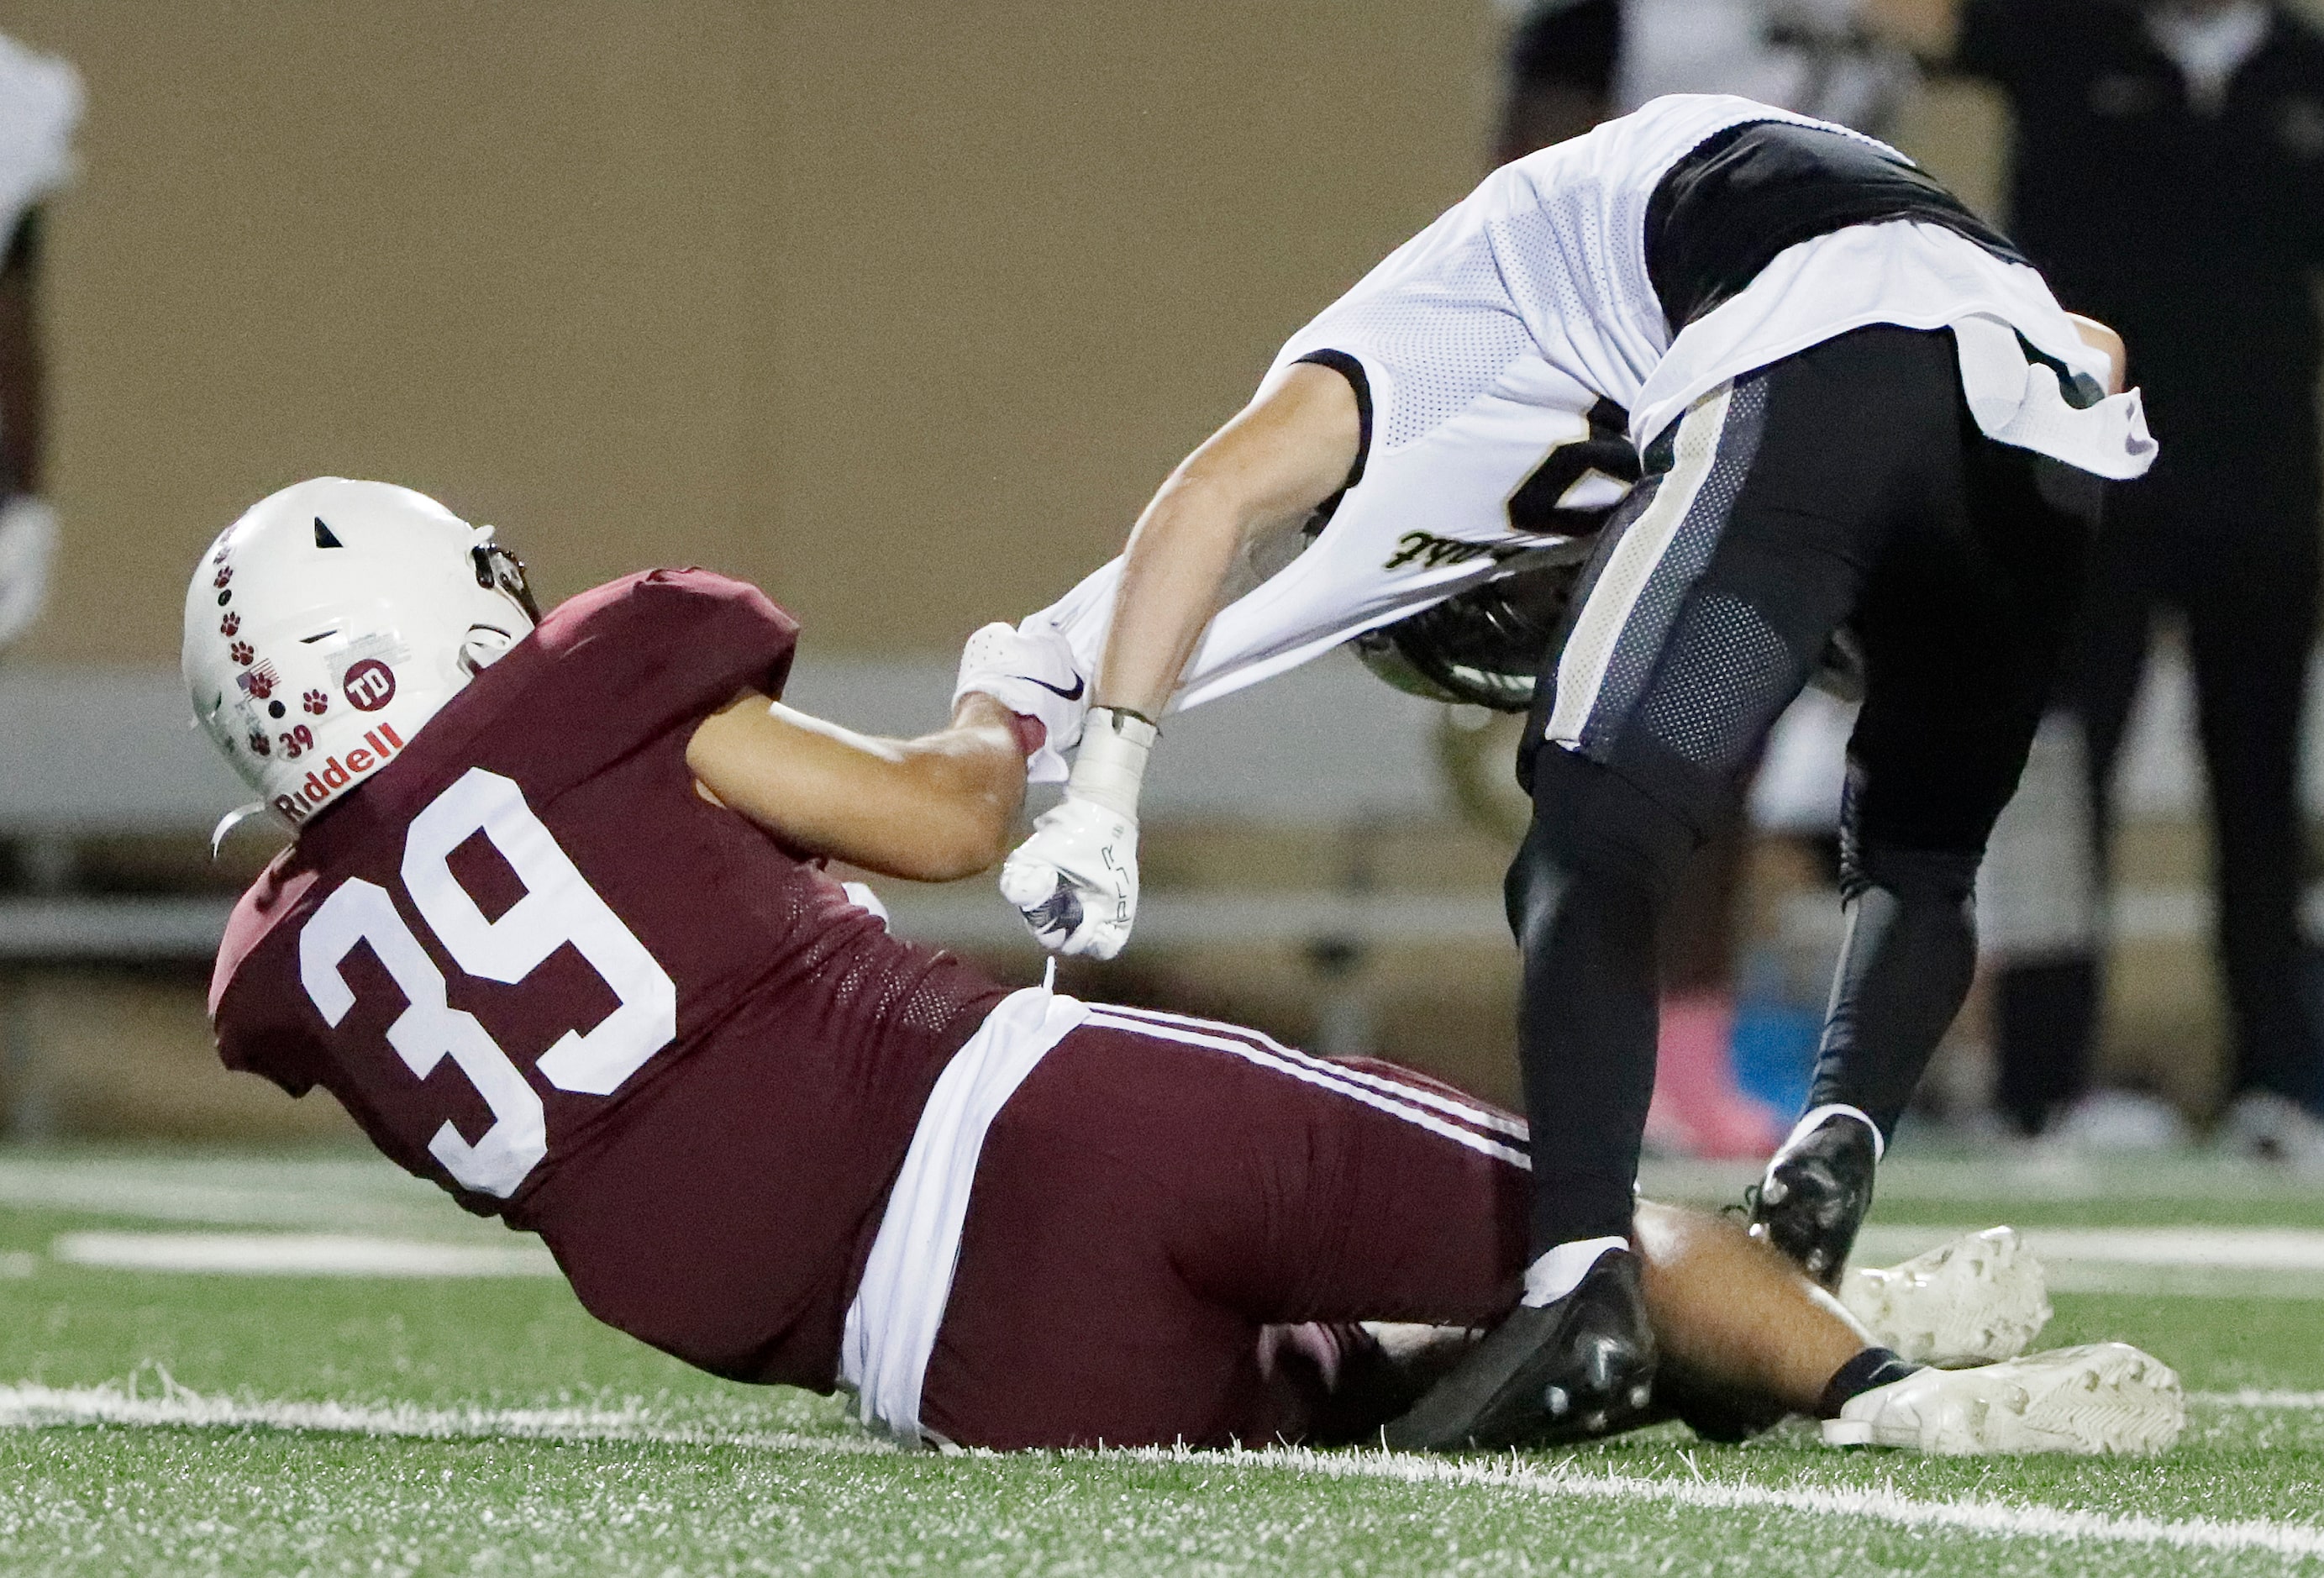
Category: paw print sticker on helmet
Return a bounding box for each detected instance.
[302,689,329,716]
[229,640,254,666]
[213,566,233,589]
[219,613,240,636]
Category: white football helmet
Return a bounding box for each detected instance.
[182,477,539,828]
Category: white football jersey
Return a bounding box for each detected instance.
[1025,94,2153,745]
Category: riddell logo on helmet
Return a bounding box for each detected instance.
[271,723,405,824]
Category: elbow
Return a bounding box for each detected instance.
[895,833,1008,886]
[886,797,1015,885]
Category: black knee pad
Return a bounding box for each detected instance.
[1505,746,1700,942]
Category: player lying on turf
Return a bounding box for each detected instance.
[973,92,2155,1448]
[186,479,2179,1455]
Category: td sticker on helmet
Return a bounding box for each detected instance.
[341,658,397,712]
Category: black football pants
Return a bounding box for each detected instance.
[1511,325,2099,1253]
[1995,448,2323,1128]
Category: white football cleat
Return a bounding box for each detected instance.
[1822,1342,2183,1455]
[1839,1226,2053,1368]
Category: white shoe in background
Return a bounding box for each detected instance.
[2042,1089,2190,1154]
[2219,1090,2324,1174]
[0,496,57,654]
[1822,1342,2183,1455]
[1839,1227,2053,1368]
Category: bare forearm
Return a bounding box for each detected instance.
[686,692,1028,882]
[1089,363,1363,720]
[1095,477,1245,718]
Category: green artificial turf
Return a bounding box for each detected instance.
[0,1149,2319,1576]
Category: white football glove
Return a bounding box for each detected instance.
[954,619,1090,784]
[998,708,1157,959]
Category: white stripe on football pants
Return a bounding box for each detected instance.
[1089,1002,1529,1144]
[1545,382,1733,749]
[1081,1010,1530,1170]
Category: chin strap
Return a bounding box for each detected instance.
[209,802,274,858]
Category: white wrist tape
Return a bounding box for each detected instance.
[1067,708,1156,822]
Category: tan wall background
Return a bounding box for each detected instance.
[5,0,1494,665]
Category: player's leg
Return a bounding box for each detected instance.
[916,1010,2174,1452]
[1756,423,2099,1281]
[1987,524,2153,1138]
[1633,1200,1886,1418]
[2185,468,2324,1135]
[918,1011,1909,1449]
[1454,327,1951,1446]
[914,1016,1534,1450]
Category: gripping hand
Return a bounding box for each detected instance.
[998,793,1140,958]
[954,620,1089,784]
[997,707,1158,959]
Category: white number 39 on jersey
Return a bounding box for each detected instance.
[297,768,677,1197]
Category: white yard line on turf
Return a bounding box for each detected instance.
[1852,1225,2324,1270]
[1176,1444,2324,1561]
[0,1380,886,1455]
[4,1381,2322,1561]
[49,1231,559,1278]
[2192,1390,2324,1410]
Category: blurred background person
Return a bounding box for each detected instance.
[1488,0,1917,1158]
[1863,0,2324,1160]
[1496,0,1916,158]
[0,31,79,657]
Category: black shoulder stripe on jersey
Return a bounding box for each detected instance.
[1644,121,2028,332]
[1292,349,1375,537]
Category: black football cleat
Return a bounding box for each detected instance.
[1381,1248,1657,1452]
[1748,1108,1879,1289]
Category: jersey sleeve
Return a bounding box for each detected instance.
[528,567,801,742]
[208,865,328,1097]
[215,1013,323,1098]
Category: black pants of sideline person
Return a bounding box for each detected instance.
[1995,452,2324,1130]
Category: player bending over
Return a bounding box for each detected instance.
[982,93,2155,1448]
[187,481,2177,1455]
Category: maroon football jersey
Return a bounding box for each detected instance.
[210,569,1008,1386]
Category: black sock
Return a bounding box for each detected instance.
[1817,1347,1919,1418]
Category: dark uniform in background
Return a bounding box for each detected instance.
[1951,0,2324,1137]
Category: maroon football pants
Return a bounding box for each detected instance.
[917,1004,1532,1450]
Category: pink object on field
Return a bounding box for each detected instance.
[1645,992,1785,1160]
